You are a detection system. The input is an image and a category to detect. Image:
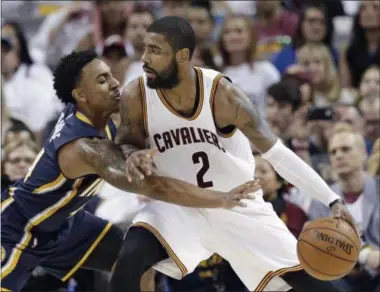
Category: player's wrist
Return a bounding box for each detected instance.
[329,197,345,209]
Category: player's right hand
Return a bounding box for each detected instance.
[222,179,261,209]
[125,148,158,182]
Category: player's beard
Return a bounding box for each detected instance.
[145,57,180,89]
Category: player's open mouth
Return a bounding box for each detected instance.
[113,90,121,99]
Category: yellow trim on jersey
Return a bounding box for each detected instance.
[24,149,45,182]
[254,264,303,291]
[75,112,94,126]
[78,178,102,197]
[139,76,149,137]
[62,222,112,282]
[1,287,13,291]
[132,222,188,277]
[209,73,237,138]
[156,68,204,121]
[1,197,14,213]
[105,124,112,140]
[0,178,84,280]
[76,111,113,140]
[33,173,67,194]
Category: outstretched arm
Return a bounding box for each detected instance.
[213,77,341,207]
[58,137,258,209]
[212,77,359,234]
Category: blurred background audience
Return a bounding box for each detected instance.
[1,1,379,291]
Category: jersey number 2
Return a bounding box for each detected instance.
[192,151,213,188]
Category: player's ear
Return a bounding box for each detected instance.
[177,48,190,64]
[72,89,86,103]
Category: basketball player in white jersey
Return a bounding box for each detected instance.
[109,16,357,292]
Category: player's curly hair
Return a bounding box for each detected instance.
[53,50,98,104]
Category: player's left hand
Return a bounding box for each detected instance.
[330,202,361,237]
[222,179,261,208]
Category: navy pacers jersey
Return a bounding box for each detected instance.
[2,103,117,232]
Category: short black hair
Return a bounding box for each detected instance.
[147,16,196,59]
[190,0,214,22]
[268,80,302,112]
[53,50,98,104]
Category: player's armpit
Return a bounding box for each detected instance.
[115,79,147,157]
[213,77,277,153]
[59,137,258,209]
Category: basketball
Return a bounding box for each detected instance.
[297,217,361,281]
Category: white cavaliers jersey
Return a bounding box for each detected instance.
[141,67,255,192]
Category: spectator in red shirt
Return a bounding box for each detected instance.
[255,0,299,61]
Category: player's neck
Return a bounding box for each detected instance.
[160,68,197,106]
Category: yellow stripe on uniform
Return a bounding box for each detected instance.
[105,125,112,140]
[1,198,14,213]
[33,173,67,194]
[78,178,102,197]
[132,222,188,277]
[1,178,84,280]
[254,264,303,291]
[61,222,113,281]
[1,187,16,213]
[1,287,13,291]
[75,112,94,126]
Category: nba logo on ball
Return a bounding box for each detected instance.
[297,217,361,281]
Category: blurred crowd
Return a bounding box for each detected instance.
[1,1,379,291]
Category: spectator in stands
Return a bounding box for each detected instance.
[188,0,214,50]
[308,124,380,292]
[335,104,365,137]
[76,1,129,54]
[359,96,380,152]
[1,84,32,147]
[339,0,380,89]
[123,5,155,86]
[1,21,58,145]
[220,14,280,113]
[305,106,336,182]
[187,0,221,69]
[297,43,342,106]
[1,134,39,192]
[272,3,337,75]
[30,1,93,70]
[367,138,380,177]
[266,79,302,140]
[358,66,380,102]
[255,0,299,61]
[255,155,307,238]
[160,0,189,18]
[282,71,315,116]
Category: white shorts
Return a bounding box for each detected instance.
[132,191,302,292]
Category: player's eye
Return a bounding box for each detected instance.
[98,77,106,83]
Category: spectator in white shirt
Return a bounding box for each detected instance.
[1,21,58,144]
[219,14,280,114]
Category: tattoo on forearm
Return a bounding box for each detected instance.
[78,138,223,208]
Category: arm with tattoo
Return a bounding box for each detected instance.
[212,77,342,208]
[74,137,256,208]
[115,79,146,155]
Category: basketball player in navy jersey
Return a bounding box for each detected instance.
[109,17,358,292]
[0,50,260,292]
